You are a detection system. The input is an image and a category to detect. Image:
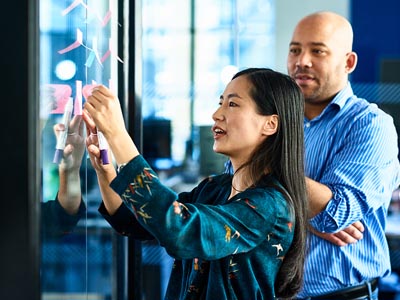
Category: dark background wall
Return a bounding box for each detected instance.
[351,0,400,83]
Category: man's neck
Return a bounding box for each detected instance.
[304,101,330,120]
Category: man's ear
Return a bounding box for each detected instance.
[345,51,358,74]
[262,114,279,136]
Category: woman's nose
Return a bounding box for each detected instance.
[212,106,223,121]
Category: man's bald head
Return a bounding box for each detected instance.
[295,11,354,53]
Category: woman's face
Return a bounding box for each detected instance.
[212,75,272,163]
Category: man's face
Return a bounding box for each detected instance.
[287,19,349,105]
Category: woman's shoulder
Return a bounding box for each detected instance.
[178,173,232,204]
[242,175,291,212]
[197,173,232,188]
[254,174,285,195]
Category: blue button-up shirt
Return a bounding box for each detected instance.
[298,83,400,297]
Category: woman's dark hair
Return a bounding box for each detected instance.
[232,68,308,298]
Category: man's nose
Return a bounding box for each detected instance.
[296,52,312,68]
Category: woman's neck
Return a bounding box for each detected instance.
[230,167,254,197]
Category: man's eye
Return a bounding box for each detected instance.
[229,102,237,107]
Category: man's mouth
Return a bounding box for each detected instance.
[294,73,315,85]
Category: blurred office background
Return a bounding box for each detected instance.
[1,0,400,299]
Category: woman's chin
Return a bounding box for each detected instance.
[213,147,228,156]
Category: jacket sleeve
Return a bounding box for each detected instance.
[98,201,154,240]
[41,194,86,239]
[110,155,293,261]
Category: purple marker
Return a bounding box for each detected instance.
[97,131,110,164]
[53,97,73,164]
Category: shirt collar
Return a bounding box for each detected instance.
[308,82,353,121]
[329,82,353,109]
[305,82,354,122]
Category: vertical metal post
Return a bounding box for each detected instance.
[0,0,41,300]
[117,0,143,299]
[188,0,196,159]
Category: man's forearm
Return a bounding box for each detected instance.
[305,177,333,218]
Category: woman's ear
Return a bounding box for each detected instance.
[262,114,279,136]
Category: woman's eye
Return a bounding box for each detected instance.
[229,102,237,107]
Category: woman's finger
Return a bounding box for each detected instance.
[82,109,97,133]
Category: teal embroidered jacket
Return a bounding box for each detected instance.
[100,155,294,300]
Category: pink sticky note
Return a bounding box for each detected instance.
[43,84,73,114]
[101,38,123,63]
[58,29,83,54]
[61,0,88,16]
[101,10,112,27]
[82,84,98,100]
[74,80,83,115]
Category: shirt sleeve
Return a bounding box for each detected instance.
[310,107,400,232]
[110,155,293,260]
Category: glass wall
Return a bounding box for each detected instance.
[39,0,121,299]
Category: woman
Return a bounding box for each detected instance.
[83,68,308,299]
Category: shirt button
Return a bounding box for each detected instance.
[305,122,311,128]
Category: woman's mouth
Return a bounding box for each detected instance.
[212,126,226,138]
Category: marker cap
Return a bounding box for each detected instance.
[53,149,63,164]
[100,149,110,164]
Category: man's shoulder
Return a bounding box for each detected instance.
[343,94,393,123]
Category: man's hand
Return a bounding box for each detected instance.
[311,221,364,246]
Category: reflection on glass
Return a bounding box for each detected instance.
[40,0,119,299]
[41,114,86,240]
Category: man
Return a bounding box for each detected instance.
[287,11,400,299]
